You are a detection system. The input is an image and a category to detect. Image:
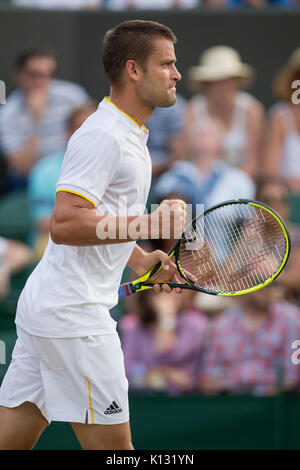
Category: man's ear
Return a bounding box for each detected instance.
[126,60,143,82]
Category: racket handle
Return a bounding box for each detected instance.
[118,282,136,298]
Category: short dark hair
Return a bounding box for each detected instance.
[15,46,57,71]
[102,20,177,85]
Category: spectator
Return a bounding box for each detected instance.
[0,236,33,298]
[120,288,208,395]
[12,0,101,8]
[0,152,7,196]
[186,46,265,176]
[146,94,187,180]
[203,0,296,7]
[256,176,300,304]
[27,102,97,258]
[230,0,291,7]
[263,47,300,193]
[107,0,199,10]
[0,46,90,192]
[153,117,256,214]
[199,283,300,396]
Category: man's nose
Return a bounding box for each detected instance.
[174,66,182,83]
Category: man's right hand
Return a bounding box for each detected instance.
[148,199,187,240]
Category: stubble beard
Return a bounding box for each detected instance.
[140,79,177,109]
[151,89,177,108]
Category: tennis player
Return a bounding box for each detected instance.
[0,20,185,450]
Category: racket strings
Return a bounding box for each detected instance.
[179,204,287,293]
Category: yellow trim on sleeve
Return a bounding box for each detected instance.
[87,379,94,424]
[104,97,148,131]
[56,189,96,208]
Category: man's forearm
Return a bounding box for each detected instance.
[127,244,149,275]
[50,193,186,247]
[50,206,151,246]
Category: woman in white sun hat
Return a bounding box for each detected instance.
[186,46,265,177]
[263,47,300,192]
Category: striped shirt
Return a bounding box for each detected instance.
[0,79,89,159]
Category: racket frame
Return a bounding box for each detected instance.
[121,199,291,297]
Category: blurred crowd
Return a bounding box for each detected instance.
[7,0,300,9]
[1,42,300,397]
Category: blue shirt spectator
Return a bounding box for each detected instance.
[28,151,63,229]
[0,80,89,160]
[154,158,255,212]
[153,117,255,215]
[0,47,90,192]
[145,94,187,179]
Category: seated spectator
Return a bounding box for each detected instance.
[263,48,300,193]
[203,0,296,8]
[230,0,291,6]
[13,0,101,8]
[153,117,256,214]
[146,94,187,180]
[28,102,97,258]
[119,288,208,396]
[199,283,300,396]
[186,46,265,176]
[0,236,33,298]
[256,176,300,304]
[0,153,7,196]
[0,46,90,192]
[107,0,199,10]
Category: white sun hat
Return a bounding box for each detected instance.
[188,45,254,89]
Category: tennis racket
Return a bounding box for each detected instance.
[118,199,290,298]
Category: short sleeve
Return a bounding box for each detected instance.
[56,128,122,208]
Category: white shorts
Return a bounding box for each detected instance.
[0,327,129,425]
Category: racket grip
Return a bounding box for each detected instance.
[118,282,136,298]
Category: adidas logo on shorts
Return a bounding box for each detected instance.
[104,401,123,415]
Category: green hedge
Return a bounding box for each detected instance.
[32,392,300,450]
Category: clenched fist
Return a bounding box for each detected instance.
[149,199,187,240]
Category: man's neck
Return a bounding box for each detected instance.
[110,88,154,128]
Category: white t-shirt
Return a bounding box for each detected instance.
[16,97,152,338]
[190,92,254,169]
